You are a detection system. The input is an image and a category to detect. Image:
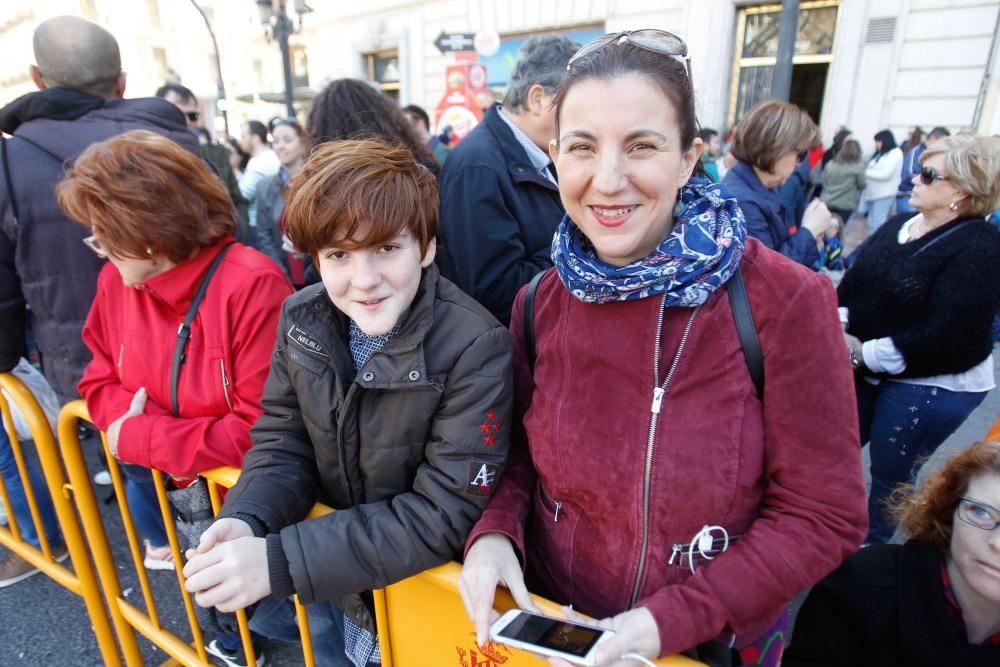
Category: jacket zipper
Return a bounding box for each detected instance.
[219,359,233,412]
[629,300,699,607]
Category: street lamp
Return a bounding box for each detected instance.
[255,0,312,119]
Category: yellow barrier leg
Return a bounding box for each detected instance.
[0,377,130,666]
[57,401,145,666]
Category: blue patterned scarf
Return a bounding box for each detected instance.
[551,178,746,307]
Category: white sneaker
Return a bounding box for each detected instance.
[93,469,112,486]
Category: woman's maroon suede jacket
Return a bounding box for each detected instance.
[467,238,868,656]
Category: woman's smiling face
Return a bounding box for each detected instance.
[550,74,701,266]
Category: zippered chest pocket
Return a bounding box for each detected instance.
[287,347,326,375]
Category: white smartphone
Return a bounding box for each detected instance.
[489,609,615,666]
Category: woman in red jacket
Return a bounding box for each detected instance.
[57,130,291,664]
[459,31,868,666]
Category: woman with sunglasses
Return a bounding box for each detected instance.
[459,30,866,666]
[58,130,292,664]
[785,439,1000,666]
[839,134,1000,545]
[722,100,837,268]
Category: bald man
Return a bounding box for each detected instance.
[0,15,200,403]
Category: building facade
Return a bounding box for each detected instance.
[1,0,998,153]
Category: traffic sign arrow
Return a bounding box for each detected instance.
[435,31,476,53]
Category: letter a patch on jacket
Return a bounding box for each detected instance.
[467,460,499,497]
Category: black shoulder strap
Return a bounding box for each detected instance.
[728,267,765,400]
[523,270,546,376]
[912,221,970,257]
[0,136,19,225]
[170,242,235,416]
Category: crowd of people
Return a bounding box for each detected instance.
[1,14,999,667]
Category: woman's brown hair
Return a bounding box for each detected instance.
[283,138,438,256]
[56,130,236,262]
[890,440,1000,549]
[731,100,820,173]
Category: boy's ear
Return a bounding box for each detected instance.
[421,238,437,268]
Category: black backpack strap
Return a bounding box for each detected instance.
[170,242,235,416]
[0,136,19,225]
[522,270,546,376]
[728,267,765,400]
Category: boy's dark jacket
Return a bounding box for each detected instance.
[218,265,513,630]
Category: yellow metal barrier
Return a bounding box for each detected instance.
[987,415,1000,442]
[35,396,695,666]
[0,373,124,665]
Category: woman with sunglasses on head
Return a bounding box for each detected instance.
[785,439,1000,666]
[722,100,837,269]
[839,134,1000,546]
[58,130,292,664]
[459,30,867,667]
[862,129,903,232]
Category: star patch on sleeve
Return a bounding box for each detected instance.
[479,410,502,447]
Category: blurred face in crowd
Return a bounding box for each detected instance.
[551,74,700,267]
[317,233,436,336]
[163,90,199,129]
[947,473,1000,613]
[706,134,722,158]
[272,124,306,169]
[239,123,257,153]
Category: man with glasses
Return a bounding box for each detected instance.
[437,35,578,325]
[155,82,249,240]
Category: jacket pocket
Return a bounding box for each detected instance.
[525,482,580,605]
[218,359,233,413]
[287,347,326,376]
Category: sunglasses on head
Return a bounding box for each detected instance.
[919,166,949,185]
[568,29,693,88]
[82,234,107,259]
[185,111,201,122]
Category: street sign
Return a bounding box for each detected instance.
[435,31,475,54]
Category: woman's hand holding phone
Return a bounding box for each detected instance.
[459,533,540,646]
[548,606,660,667]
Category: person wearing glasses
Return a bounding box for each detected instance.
[722,100,837,268]
[459,30,866,666]
[785,439,1000,666]
[839,134,1000,545]
[59,130,291,665]
[862,129,904,232]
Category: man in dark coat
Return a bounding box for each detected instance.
[0,15,201,402]
[437,35,578,325]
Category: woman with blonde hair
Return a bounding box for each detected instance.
[840,134,1000,544]
[786,439,1000,665]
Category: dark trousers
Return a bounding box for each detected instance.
[856,378,987,543]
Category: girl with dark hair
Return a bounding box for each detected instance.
[786,440,1000,666]
[864,129,903,232]
[307,78,436,170]
[459,30,866,666]
[821,139,866,225]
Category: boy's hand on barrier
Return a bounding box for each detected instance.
[186,517,254,558]
[107,388,147,458]
[182,535,271,612]
[548,607,660,667]
[459,533,539,648]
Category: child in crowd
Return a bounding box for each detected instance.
[182,138,513,666]
[815,212,846,272]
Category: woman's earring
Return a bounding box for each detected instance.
[949,201,959,213]
[145,247,154,256]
